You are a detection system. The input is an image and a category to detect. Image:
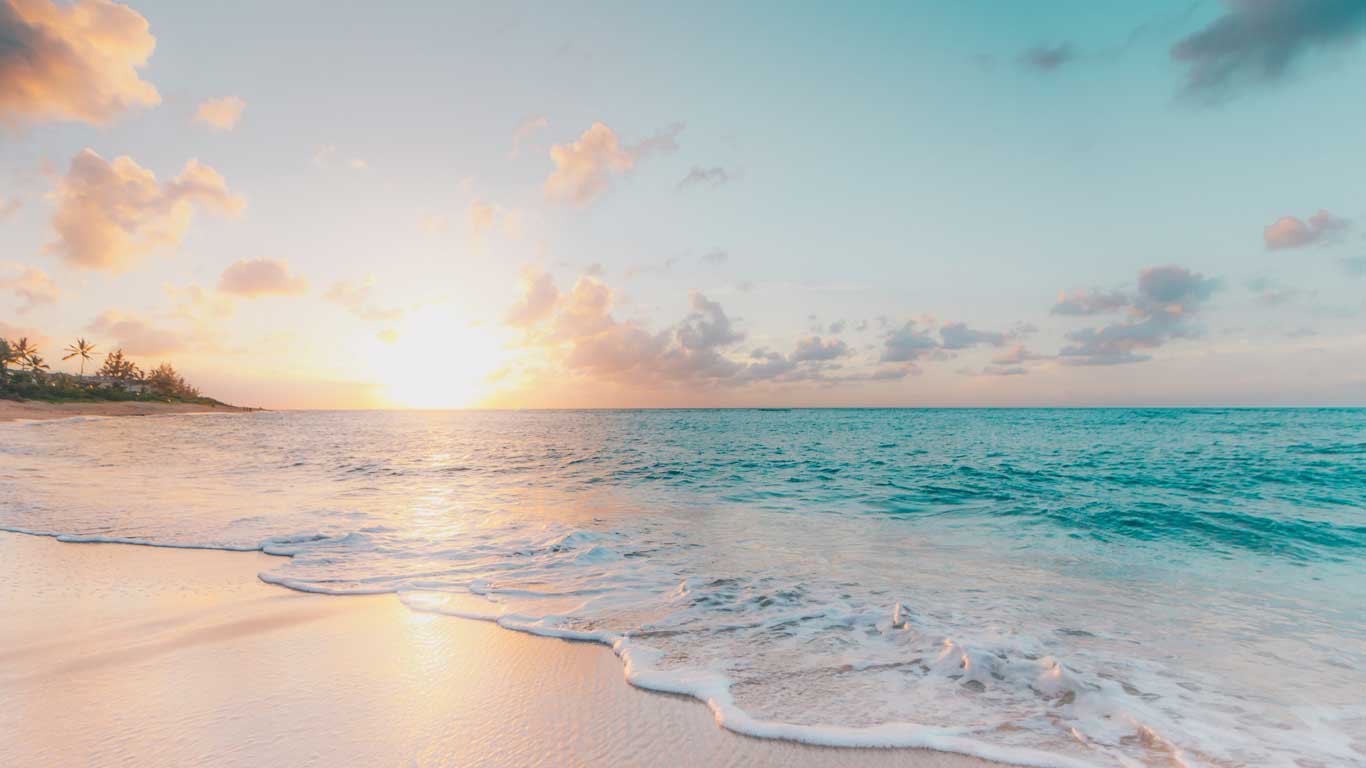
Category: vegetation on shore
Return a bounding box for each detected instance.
[0,336,228,407]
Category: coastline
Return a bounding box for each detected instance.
[0,399,256,422]
[0,532,999,768]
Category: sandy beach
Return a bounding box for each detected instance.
[0,399,254,422]
[0,533,994,768]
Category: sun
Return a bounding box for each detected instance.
[373,306,509,409]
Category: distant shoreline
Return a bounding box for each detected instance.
[0,399,258,422]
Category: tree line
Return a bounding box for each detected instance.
[1,336,205,402]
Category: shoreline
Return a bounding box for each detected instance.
[0,531,999,768]
[0,399,256,422]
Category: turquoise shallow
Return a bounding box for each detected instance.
[3,409,1364,767]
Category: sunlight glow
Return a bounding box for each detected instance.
[375,307,509,409]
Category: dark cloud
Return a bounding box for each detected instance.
[1171,0,1366,100]
[1019,43,1076,73]
[1057,265,1219,366]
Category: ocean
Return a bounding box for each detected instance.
[2,409,1363,767]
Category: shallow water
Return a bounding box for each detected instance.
[2,409,1364,767]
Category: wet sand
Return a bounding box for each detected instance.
[0,399,253,422]
[0,533,997,768]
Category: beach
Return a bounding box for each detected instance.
[0,532,993,768]
[0,399,254,422]
[3,409,1362,767]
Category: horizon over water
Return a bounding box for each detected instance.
[2,408,1364,767]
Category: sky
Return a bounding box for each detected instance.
[2,0,1365,409]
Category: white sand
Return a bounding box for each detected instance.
[0,533,997,768]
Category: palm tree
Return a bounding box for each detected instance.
[0,338,15,382]
[12,337,36,361]
[63,338,97,377]
[8,338,37,384]
[26,352,50,376]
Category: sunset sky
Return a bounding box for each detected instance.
[2,0,1365,409]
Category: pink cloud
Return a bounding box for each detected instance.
[87,310,186,356]
[48,149,244,272]
[193,95,245,131]
[217,258,308,297]
[0,0,160,126]
[544,121,683,206]
[0,262,59,311]
[1263,210,1348,251]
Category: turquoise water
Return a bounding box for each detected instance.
[2,409,1364,766]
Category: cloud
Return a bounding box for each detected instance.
[88,310,186,356]
[193,95,245,131]
[505,266,559,328]
[468,200,496,238]
[1019,43,1075,72]
[1057,265,1218,365]
[1246,275,1310,306]
[880,321,939,363]
[48,149,243,272]
[677,165,733,190]
[164,283,234,321]
[939,321,1011,350]
[0,320,48,347]
[1263,209,1349,250]
[324,277,404,322]
[956,345,1045,377]
[505,270,912,391]
[510,115,549,157]
[0,0,159,126]
[0,262,58,311]
[217,258,308,297]
[992,345,1041,365]
[501,270,1036,397]
[544,121,683,206]
[420,213,449,233]
[1052,288,1131,316]
[969,364,1029,377]
[791,335,849,362]
[701,248,728,265]
[1171,0,1366,100]
[0,196,20,218]
[312,145,367,170]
